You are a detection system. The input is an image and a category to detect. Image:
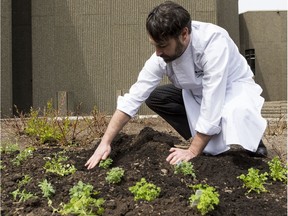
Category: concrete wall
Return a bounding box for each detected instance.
[239,11,287,101]
[29,0,239,116]
[1,0,12,117]
[217,0,240,47]
[0,0,238,117]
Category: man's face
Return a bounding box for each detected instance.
[149,36,186,63]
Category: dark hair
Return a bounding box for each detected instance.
[146,1,191,43]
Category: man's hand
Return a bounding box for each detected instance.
[166,147,196,165]
[166,132,212,165]
[85,143,111,169]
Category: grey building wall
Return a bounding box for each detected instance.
[1,0,239,117]
[239,11,287,101]
[30,0,239,116]
[1,0,12,117]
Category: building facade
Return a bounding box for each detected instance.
[1,0,244,117]
[239,11,287,102]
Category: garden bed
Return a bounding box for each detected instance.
[1,125,287,216]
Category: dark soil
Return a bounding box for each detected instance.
[1,127,287,216]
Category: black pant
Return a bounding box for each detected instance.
[145,84,192,140]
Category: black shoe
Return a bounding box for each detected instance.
[249,140,268,157]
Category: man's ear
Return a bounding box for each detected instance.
[180,27,189,41]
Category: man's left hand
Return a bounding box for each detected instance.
[166,147,197,165]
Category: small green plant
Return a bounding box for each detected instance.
[38,179,55,198]
[268,156,288,183]
[11,147,35,166]
[17,175,32,187]
[59,181,105,215]
[105,167,125,184]
[0,143,20,154]
[99,158,113,169]
[129,178,161,201]
[44,152,76,176]
[11,188,36,202]
[189,184,219,215]
[174,161,196,178]
[0,161,5,170]
[237,168,269,194]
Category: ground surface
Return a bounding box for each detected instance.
[1,117,287,216]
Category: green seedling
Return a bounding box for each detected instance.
[38,179,55,198]
[11,147,35,166]
[17,175,32,187]
[0,143,20,154]
[189,184,219,215]
[59,181,105,215]
[11,188,36,202]
[268,156,288,183]
[105,167,125,184]
[129,178,161,201]
[237,168,269,194]
[0,161,5,170]
[44,152,76,176]
[99,158,113,169]
[174,161,196,178]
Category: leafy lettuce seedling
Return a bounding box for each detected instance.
[268,156,288,183]
[11,147,35,166]
[174,161,196,178]
[189,183,219,215]
[105,167,125,184]
[237,168,268,194]
[129,178,161,201]
[59,181,105,215]
[99,158,113,169]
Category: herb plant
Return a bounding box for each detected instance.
[105,167,125,184]
[59,181,105,215]
[129,178,161,201]
[237,168,269,194]
[17,175,32,187]
[11,189,36,202]
[268,156,288,183]
[189,184,219,215]
[11,147,35,166]
[99,158,113,169]
[38,179,55,198]
[43,152,76,176]
[174,161,196,177]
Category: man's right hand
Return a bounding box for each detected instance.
[85,143,111,170]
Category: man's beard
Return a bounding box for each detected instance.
[161,39,185,63]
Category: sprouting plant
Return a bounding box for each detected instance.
[268,156,288,183]
[174,161,196,178]
[0,143,20,154]
[11,188,36,202]
[105,167,125,184]
[11,147,35,166]
[99,158,113,169]
[24,101,63,144]
[43,152,76,176]
[129,178,161,202]
[237,168,269,194]
[38,179,55,198]
[59,181,105,215]
[17,175,32,187]
[0,161,5,170]
[189,184,219,215]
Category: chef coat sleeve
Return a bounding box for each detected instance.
[195,33,231,135]
[117,54,164,117]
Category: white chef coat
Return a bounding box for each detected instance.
[117,21,267,155]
